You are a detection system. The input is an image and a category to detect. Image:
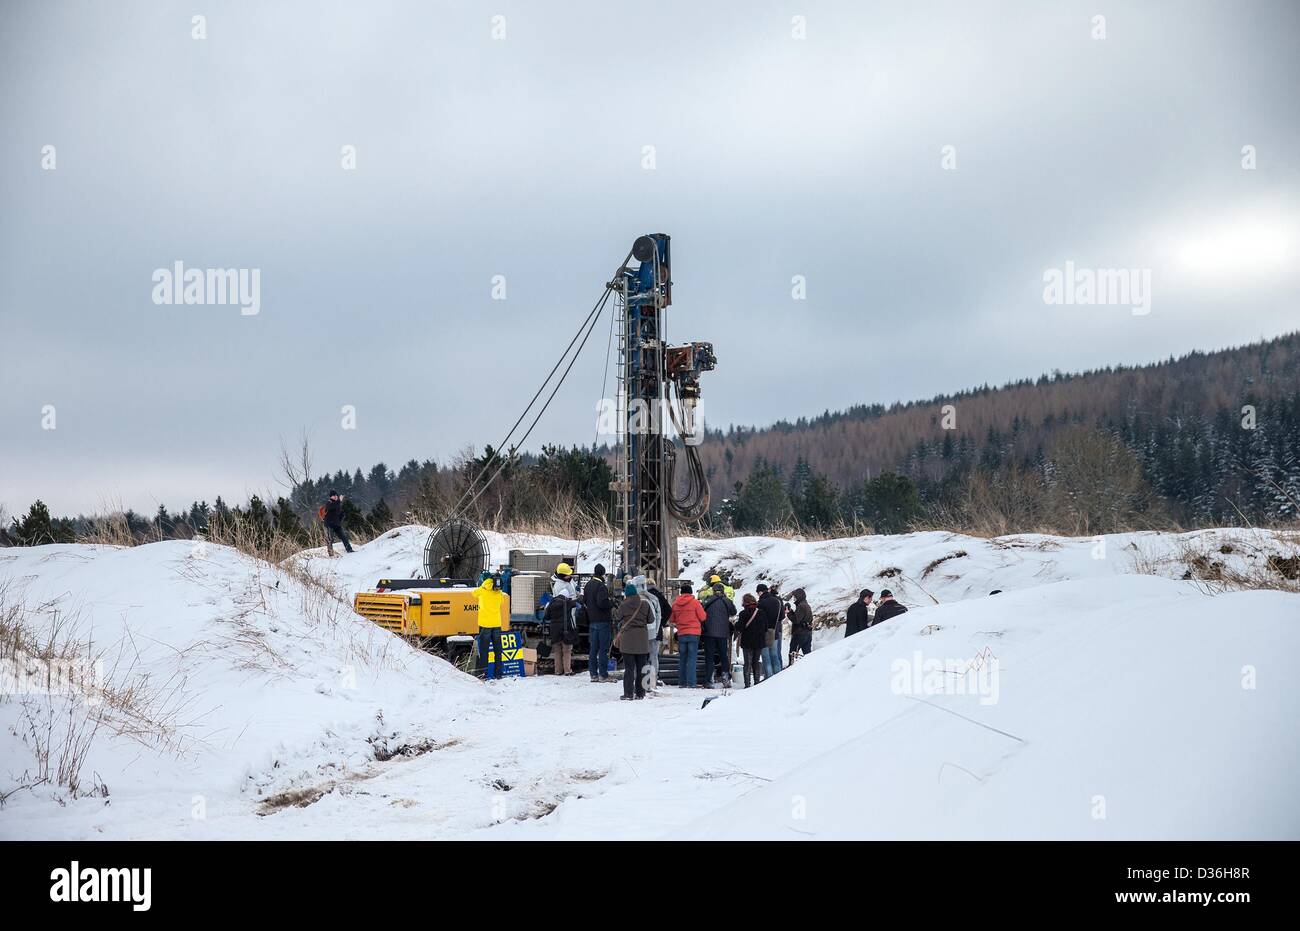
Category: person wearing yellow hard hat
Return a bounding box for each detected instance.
[547,562,578,675]
[707,574,736,602]
[474,575,508,681]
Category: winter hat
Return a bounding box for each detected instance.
[791,587,806,602]
[681,582,694,595]
[756,583,768,594]
[880,589,893,599]
[860,588,874,600]
[594,563,606,576]
[328,489,339,497]
[623,582,638,597]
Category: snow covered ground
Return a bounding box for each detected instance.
[2,526,1297,839]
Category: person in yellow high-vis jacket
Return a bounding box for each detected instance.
[707,574,736,601]
[474,576,507,680]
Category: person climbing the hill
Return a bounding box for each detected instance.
[735,593,765,688]
[788,587,814,663]
[701,581,737,688]
[757,584,784,678]
[671,582,706,688]
[647,578,672,688]
[615,582,651,701]
[584,563,613,682]
[844,589,874,637]
[871,589,909,626]
[474,575,507,681]
[546,563,578,675]
[321,490,353,556]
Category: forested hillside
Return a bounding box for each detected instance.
[704,332,1300,532]
[7,335,1298,546]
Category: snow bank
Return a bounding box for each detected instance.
[306,523,1297,626]
[0,541,478,838]
[488,575,1300,840]
[3,526,1296,840]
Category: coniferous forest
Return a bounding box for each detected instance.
[6,333,1298,545]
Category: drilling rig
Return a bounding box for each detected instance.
[352,234,716,667]
[609,233,716,582]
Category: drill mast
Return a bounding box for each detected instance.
[611,234,715,581]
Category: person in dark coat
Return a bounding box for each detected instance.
[615,584,651,700]
[700,582,737,687]
[583,564,614,681]
[544,567,579,675]
[756,584,783,678]
[734,593,765,687]
[844,589,874,637]
[788,587,814,662]
[322,490,353,555]
[769,584,787,662]
[871,589,909,626]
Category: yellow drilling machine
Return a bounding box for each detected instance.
[352,518,575,673]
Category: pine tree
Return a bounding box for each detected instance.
[731,462,793,532]
[10,500,69,545]
[342,497,366,535]
[154,504,175,538]
[368,497,394,533]
[794,471,840,529]
[272,497,307,543]
[245,496,272,546]
[861,473,920,534]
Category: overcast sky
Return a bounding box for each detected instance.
[2,0,1298,516]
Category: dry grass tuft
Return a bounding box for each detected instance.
[0,582,199,803]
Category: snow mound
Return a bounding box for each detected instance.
[489,575,1300,840]
[3,527,1296,840]
[303,524,1297,624]
[0,541,477,838]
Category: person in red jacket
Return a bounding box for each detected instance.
[670,583,707,688]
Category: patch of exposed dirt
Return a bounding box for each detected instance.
[922,550,968,579]
[370,736,460,762]
[259,783,334,814]
[1268,554,1300,580]
[1182,554,1225,581]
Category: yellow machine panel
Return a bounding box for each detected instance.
[354,586,510,638]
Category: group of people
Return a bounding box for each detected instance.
[493,564,913,693]
[673,579,816,691]
[843,587,908,637]
[539,566,845,698]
